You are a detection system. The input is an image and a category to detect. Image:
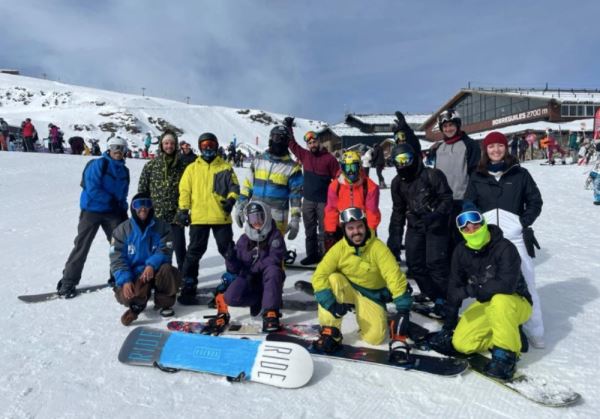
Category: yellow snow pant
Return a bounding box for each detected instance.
[318,273,388,345]
[452,294,532,355]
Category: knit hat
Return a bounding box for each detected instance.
[483,131,508,148]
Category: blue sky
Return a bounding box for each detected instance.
[1,0,598,123]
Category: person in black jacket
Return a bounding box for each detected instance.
[388,144,453,312]
[429,210,533,380]
[179,140,198,167]
[464,131,544,348]
[371,142,387,188]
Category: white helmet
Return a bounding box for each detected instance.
[107,137,128,151]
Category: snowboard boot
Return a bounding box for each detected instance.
[177,277,198,305]
[484,347,518,381]
[313,326,342,353]
[121,303,145,326]
[262,310,282,332]
[56,280,77,299]
[249,301,262,317]
[432,298,447,319]
[300,253,321,266]
[413,293,433,305]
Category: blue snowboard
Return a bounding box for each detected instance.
[118,327,313,388]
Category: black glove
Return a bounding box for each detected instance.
[175,209,191,227]
[522,227,540,258]
[222,197,236,215]
[389,310,410,341]
[283,116,295,129]
[427,327,454,355]
[394,111,407,129]
[327,302,351,319]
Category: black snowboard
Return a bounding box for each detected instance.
[266,333,468,377]
[18,283,111,303]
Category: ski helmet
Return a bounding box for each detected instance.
[391,143,415,169]
[107,137,128,153]
[244,200,273,242]
[198,132,218,162]
[437,109,461,131]
[340,150,362,183]
[268,126,290,156]
[304,131,318,143]
[339,206,367,228]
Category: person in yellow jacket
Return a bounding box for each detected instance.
[175,132,240,303]
[311,207,413,352]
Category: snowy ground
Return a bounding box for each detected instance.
[1,151,598,418]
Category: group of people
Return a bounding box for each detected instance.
[0,118,40,152]
[54,109,545,381]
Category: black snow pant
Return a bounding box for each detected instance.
[376,165,385,185]
[182,224,233,284]
[61,210,127,286]
[302,199,326,258]
[447,200,464,258]
[405,225,450,301]
[170,223,187,271]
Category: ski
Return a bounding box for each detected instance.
[266,333,467,377]
[18,283,112,303]
[119,326,313,388]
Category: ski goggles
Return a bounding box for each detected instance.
[339,207,366,225]
[199,140,218,150]
[395,131,406,142]
[132,198,153,210]
[109,144,127,153]
[456,211,483,230]
[394,151,414,167]
[304,131,318,143]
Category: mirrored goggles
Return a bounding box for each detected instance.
[304,132,318,143]
[109,144,127,153]
[456,211,483,230]
[199,140,217,151]
[394,152,413,167]
[339,207,366,225]
[132,198,153,210]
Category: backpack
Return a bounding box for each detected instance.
[80,158,109,189]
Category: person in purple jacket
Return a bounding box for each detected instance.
[207,201,287,333]
[284,117,339,265]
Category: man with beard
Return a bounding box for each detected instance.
[235,125,303,248]
[138,130,188,270]
[311,207,412,353]
[284,117,339,265]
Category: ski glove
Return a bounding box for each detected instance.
[283,116,295,129]
[427,327,455,356]
[175,209,191,227]
[394,111,407,129]
[233,202,246,228]
[389,309,410,341]
[287,215,301,240]
[222,197,237,215]
[327,302,351,319]
[522,227,540,258]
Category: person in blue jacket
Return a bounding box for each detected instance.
[110,193,181,326]
[57,137,130,298]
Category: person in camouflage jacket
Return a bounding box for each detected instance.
[138,130,188,270]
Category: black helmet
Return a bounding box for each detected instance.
[198,132,219,162]
[269,125,289,143]
[391,144,415,169]
[198,132,218,146]
[437,109,461,131]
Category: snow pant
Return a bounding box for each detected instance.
[170,223,187,271]
[182,224,233,283]
[519,149,526,162]
[23,136,35,152]
[375,165,385,185]
[452,294,532,355]
[224,265,285,312]
[318,273,388,345]
[302,199,325,258]
[114,264,181,309]
[0,134,6,151]
[405,225,449,301]
[61,210,127,286]
[483,209,544,340]
[593,175,600,203]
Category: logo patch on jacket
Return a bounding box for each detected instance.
[128,244,136,255]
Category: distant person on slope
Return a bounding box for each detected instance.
[111,193,181,326]
[21,118,36,152]
[56,137,130,298]
[371,142,387,188]
[428,210,532,381]
[284,117,339,265]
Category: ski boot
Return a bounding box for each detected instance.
[484,346,518,381]
[262,309,282,332]
[56,280,77,299]
[203,293,230,335]
[313,326,342,353]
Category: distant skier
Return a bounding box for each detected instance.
[208,201,287,332]
[428,210,533,381]
[56,137,130,298]
[143,132,152,158]
[110,193,181,326]
[311,207,412,352]
[21,118,36,152]
[285,117,339,265]
[371,142,387,188]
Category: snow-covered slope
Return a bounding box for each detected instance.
[0,74,326,152]
[1,152,598,417]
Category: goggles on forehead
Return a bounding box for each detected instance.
[394,152,413,167]
[304,131,318,142]
[132,198,153,210]
[456,211,484,230]
[109,144,127,153]
[339,207,366,225]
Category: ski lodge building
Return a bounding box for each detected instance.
[420,87,600,141]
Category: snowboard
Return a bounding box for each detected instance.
[266,333,468,377]
[183,287,317,311]
[410,303,445,322]
[118,326,313,389]
[168,320,321,338]
[285,263,318,271]
[18,283,111,303]
[467,353,581,407]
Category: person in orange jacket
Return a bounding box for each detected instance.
[323,150,380,250]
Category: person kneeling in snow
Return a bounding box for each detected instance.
[110,193,181,326]
[311,207,412,353]
[209,201,287,333]
[428,210,533,380]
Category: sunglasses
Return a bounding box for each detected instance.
[456,211,483,230]
[339,207,366,225]
[132,198,153,210]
